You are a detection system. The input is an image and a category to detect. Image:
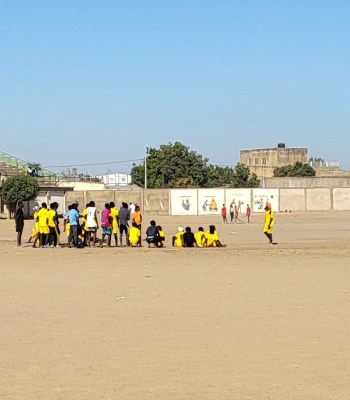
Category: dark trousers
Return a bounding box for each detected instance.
[49,227,58,246]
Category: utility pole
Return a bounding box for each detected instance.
[144,149,148,190]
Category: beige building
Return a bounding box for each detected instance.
[240,143,308,180]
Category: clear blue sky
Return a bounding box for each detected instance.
[1,0,349,174]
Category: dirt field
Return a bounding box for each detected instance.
[1,212,350,400]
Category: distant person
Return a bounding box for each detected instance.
[15,202,24,247]
[129,222,141,247]
[172,227,184,247]
[86,201,98,247]
[246,204,251,223]
[109,202,119,247]
[229,203,234,223]
[37,202,50,247]
[156,225,165,247]
[100,203,112,247]
[27,205,40,247]
[48,203,59,247]
[132,205,142,246]
[129,202,136,221]
[146,220,160,247]
[263,202,275,244]
[233,205,242,224]
[119,202,130,246]
[204,225,226,247]
[194,227,205,247]
[221,204,227,223]
[67,203,80,247]
[183,227,196,247]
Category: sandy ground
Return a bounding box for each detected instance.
[1,211,350,400]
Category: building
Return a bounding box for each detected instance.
[240,143,308,180]
[96,170,132,187]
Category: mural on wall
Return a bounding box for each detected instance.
[224,189,251,215]
[252,189,279,212]
[198,189,225,215]
[170,189,198,215]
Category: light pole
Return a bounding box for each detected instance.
[144,148,148,190]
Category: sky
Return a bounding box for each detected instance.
[1,0,349,175]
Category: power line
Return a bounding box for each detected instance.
[44,158,144,169]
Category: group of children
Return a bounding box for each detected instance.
[221,203,251,224]
[171,225,226,248]
[25,200,229,249]
[21,196,276,248]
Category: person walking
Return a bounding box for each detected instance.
[263,202,275,244]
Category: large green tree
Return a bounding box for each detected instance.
[132,142,209,188]
[0,174,40,215]
[131,142,260,188]
[233,163,260,187]
[273,161,316,177]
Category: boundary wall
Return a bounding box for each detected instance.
[3,187,348,218]
[61,187,350,215]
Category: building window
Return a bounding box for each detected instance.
[248,159,252,166]
[262,158,267,165]
[254,158,259,165]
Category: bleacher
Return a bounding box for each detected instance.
[0,150,57,183]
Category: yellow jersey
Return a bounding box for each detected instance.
[195,231,205,247]
[204,231,219,247]
[129,226,140,245]
[48,209,57,228]
[110,207,119,234]
[174,231,183,247]
[37,208,49,234]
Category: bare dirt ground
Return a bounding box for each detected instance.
[1,211,350,400]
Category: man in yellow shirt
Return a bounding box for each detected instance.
[48,203,59,247]
[36,202,50,247]
[156,225,165,247]
[129,222,141,247]
[132,205,142,246]
[263,203,275,244]
[109,202,119,247]
[194,227,205,247]
[204,225,226,247]
[172,227,184,247]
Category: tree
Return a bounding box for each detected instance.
[131,142,260,188]
[0,174,40,216]
[233,163,260,187]
[273,161,316,177]
[131,142,209,188]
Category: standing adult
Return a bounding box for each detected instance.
[221,204,227,224]
[37,203,50,247]
[263,203,275,244]
[246,204,251,224]
[132,205,142,246]
[67,203,80,247]
[109,202,119,247]
[119,202,130,246]
[15,202,24,247]
[229,203,234,223]
[86,201,98,247]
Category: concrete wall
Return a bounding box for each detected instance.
[144,189,169,214]
[266,176,350,188]
[306,188,331,211]
[60,187,350,217]
[332,188,350,211]
[280,189,306,211]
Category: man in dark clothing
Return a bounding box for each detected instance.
[118,202,130,246]
[183,226,196,247]
[146,220,160,247]
[15,202,24,247]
